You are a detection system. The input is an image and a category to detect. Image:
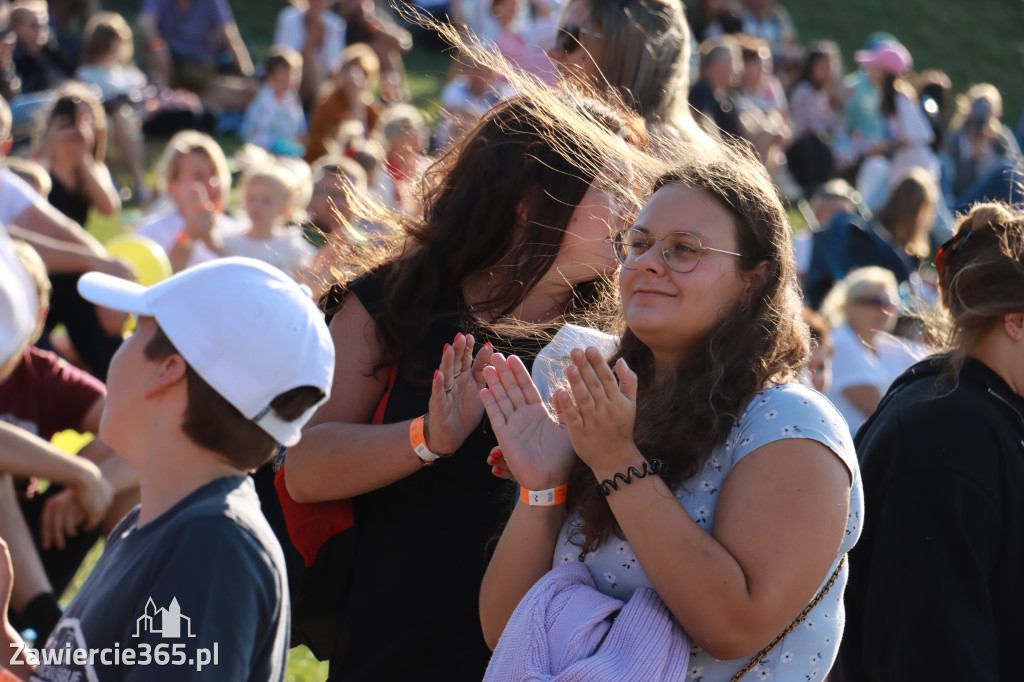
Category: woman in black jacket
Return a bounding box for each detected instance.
[835,201,1024,681]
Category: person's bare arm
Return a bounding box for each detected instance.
[477,353,578,649]
[136,13,172,85]
[76,159,121,216]
[12,201,106,254]
[0,423,112,530]
[6,226,130,277]
[480,499,565,649]
[40,397,137,551]
[0,536,34,679]
[221,22,254,77]
[285,294,493,502]
[283,296,422,502]
[40,438,133,550]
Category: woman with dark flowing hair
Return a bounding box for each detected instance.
[479,143,864,680]
[283,83,645,680]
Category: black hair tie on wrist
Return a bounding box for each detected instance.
[592,459,669,501]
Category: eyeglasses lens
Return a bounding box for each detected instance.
[613,230,702,273]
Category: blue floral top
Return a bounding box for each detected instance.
[536,329,863,681]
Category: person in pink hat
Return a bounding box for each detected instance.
[853,41,941,210]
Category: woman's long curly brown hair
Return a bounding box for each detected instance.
[566,144,810,555]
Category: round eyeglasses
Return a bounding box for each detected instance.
[612,228,744,274]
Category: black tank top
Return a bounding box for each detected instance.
[48,171,92,227]
[327,265,551,682]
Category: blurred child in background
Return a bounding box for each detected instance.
[75,11,150,203]
[242,46,308,157]
[374,102,427,217]
[304,44,381,163]
[222,164,317,282]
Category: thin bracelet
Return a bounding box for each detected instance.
[592,459,668,500]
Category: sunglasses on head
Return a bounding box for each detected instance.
[555,24,603,55]
[935,229,974,282]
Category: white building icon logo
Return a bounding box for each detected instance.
[133,597,197,638]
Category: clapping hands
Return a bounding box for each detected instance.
[423,333,495,455]
[480,347,639,487]
[554,348,639,472]
[479,353,574,490]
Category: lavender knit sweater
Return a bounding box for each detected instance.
[484,562,690,681]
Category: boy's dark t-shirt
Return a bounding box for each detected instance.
[31,476,289,682]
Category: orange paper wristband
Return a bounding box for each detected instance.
[519,484,568,507]
[409,415,440,464]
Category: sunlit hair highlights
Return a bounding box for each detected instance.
[932,202,1024,378]
[321,12,650,380]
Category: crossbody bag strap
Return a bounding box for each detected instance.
[730,555,845,681]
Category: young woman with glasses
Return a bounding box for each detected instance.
[282,84,644,680]
[836,202,1024,679]
[479,144,864,680]
[547,0,709,145]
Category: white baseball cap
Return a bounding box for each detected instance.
[0,227,39,367]
[78,257,335,446]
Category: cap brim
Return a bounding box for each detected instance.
[78,272,153,316]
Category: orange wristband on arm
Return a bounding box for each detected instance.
[519,484,568,506]
[409,415,441,465]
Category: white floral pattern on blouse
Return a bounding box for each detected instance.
[551,382,864,681]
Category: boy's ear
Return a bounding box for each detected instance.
[1,137,12,156]
[143,354,189,399]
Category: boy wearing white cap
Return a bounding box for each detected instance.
[19,257,334,681]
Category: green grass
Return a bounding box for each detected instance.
[783,0,1024,124]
